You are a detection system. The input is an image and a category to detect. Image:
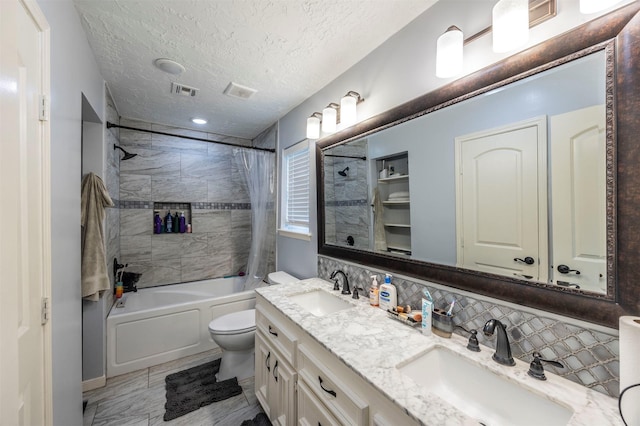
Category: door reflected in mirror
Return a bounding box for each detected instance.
[322,49,608,294]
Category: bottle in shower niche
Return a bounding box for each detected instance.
[174,211,181,233]
[165,210,173,233]
[179,211,186,233]
[153,211,163,234]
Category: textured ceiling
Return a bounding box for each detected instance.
[73,0,438,140]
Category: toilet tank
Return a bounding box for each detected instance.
[267,271,298,285]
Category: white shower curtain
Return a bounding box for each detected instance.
[234,148,276,290]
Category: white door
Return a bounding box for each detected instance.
[0,0,52,425]
[550,105,606,293]
[455,117,547,282]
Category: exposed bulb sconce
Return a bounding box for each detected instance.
[340,91,364,127]
[306,112,322,139]
[579,0,622,14]
[322,103,339,134]
[492,0,529,53]
[436,25,464,78]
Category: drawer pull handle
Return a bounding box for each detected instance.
[266,352,271,372]
[318,376,336,398]
[268,325,278,337]
[273,360,279,382]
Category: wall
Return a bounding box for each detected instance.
[117,118,260,287]
[37,0,106,424]
[276,0,632,279]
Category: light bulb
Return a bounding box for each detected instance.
[436,26,463,78]
[322,106,337,134]
[492,0,529,53]
[340,95,357,127]
[306,115,320,139]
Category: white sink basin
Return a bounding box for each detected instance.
[288,290,354,317]
[397,346,573,426]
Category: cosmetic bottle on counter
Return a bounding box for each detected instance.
[379,274,397,311]
[369,275,379,307]
[179,211,186,233]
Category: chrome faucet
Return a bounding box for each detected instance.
[483,319,516,366]
[330,270,351,295]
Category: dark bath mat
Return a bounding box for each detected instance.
[164,358,243,421]
[240,412,271,426]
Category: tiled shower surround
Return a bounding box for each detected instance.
[318,256,621,398]
[324,139,370,248]
[116,118,276,288]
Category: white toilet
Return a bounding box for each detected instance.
[208,271,298,381]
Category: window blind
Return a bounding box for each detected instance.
[284,145,310,229]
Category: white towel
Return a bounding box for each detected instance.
[81,173,114,301]
[388,191,410,200]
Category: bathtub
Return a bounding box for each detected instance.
[106,276,257,378]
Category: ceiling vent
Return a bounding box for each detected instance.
[171,82,198,97]
[224,82,257,100]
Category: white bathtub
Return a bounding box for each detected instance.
[106,276,257,378]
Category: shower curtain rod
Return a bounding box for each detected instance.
[106,122,276,153]
[324,154,367,160]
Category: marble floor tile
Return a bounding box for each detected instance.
[148,349,221,388]
[239,376,258,406]
[84,368,149,405]
[92,414,149,426]
[93,382,166,421]
[83,402,97,426]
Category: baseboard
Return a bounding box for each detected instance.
[82,375,106,392]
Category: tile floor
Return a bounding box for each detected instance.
[83,349,266,426]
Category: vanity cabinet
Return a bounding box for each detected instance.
[255,293,419,426]
[255,304,298,426]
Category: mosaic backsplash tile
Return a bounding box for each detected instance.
[318,255,620,398]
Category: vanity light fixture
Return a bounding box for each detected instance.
[322,103,339,134]
[306,112,322,139]
[492,0,529,53]
[340,91,364,127]
[436,26,464,78]
[191,117,207,125]
[579,0,623,14]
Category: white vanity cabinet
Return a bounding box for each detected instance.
[255,293,419,426]
[255,302,298,426]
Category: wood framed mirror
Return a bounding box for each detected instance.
[316,3,640,328]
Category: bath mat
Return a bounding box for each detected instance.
[240,412,271,426]
[164,359,243,421]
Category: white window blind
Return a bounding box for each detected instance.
[283,141,310,233]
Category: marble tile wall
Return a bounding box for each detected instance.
[318,255,620,398]
[118,118,258,288]
[324,140,370,249]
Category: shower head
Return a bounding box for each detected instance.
[114,145,137,161]
[338,167,349,177]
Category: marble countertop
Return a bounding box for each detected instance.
[256,278,622,426]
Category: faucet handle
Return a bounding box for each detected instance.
[333,279,340,291]
[466,329,481,352]
[528,352,564,380]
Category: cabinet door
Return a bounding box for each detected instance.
[255,332,272,418]
[297,379,341,426]
[270,352,297,426]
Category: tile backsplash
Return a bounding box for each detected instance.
[318,255,620,398]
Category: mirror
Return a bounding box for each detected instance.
[317,4,640,328]
[323,50,608,294]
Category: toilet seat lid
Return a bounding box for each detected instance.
[208,309,256,334]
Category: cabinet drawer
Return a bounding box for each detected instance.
[297,344,368,426]
[297,378,341,426]
[256,305,297,365]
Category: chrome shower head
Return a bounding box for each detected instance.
[338,167,349,177]
[114,145,137,161]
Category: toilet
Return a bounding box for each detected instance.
[208,271,299,381]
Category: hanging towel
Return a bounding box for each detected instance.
[81,173,114,301]
[372,187,388,252]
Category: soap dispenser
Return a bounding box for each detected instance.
[369,275,379,307]
[379,274,397,312]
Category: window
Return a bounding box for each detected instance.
[280,140,311,240]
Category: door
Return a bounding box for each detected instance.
[455,117,547,282]
[550,105,606,292]
[0,0,52,424]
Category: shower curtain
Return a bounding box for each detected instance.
[234,149,276,291]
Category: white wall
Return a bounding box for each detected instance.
[37,0,105,424]
[275,0,632,278]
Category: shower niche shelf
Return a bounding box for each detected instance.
[153,202,192,234]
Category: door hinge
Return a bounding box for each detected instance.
[39,95,49,121]
[41,297,50,325]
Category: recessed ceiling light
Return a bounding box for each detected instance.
[191,118,207,125]
[154,58,186,75]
